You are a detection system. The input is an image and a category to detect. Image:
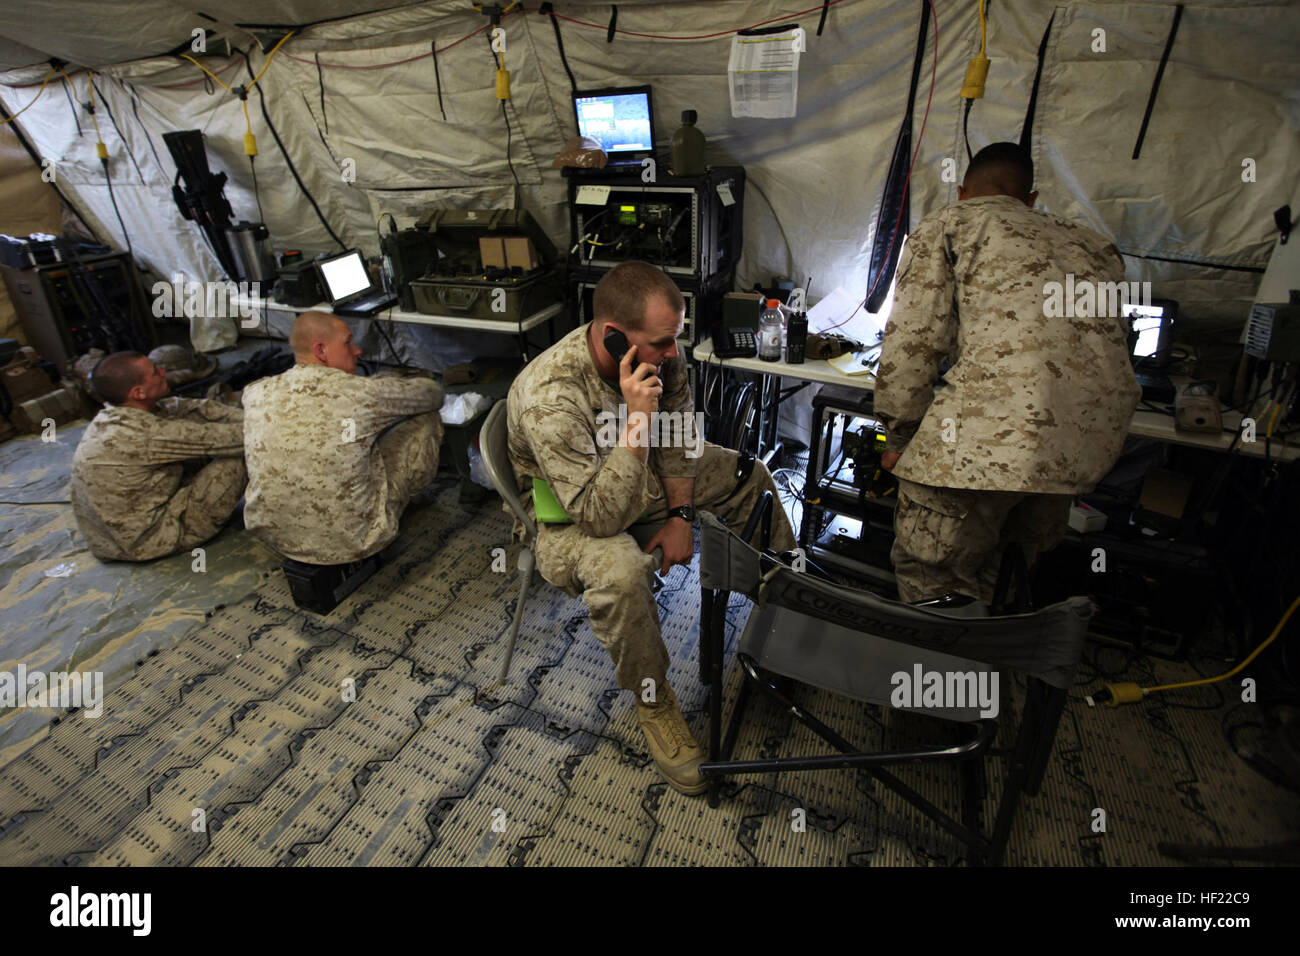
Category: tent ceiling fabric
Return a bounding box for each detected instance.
[0,0,729,70]
[0,0,1296,340]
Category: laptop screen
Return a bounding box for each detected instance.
[1126,303,1166,360]
[573,87,654,155]
[318,251,371,302]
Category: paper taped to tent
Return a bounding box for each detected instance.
[0,0,1298,880]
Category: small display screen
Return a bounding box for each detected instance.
[575,90,653,154]
[319,252,371,301]
[1126,304,1165,358]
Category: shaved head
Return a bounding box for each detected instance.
[291,311,361,374]
[290,311,344,359]
[961,142,1036,204]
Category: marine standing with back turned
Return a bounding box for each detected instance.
[873,142,1140,604]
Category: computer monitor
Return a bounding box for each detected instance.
[1125,298,1177,368]
[572,86,655,158]
[316,250,372,303]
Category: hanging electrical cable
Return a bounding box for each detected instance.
[961,1,991,162]
[65,68,137,263]
[314,52,329,133]
[122,79,166,173]
[480,5,523,208]
[182,31,293,228]
[90,76,146,184]
[0,67,59,124]
[538,3,578,92]
[60,72,82,136]
[238,47,346,251]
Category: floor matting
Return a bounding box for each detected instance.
[1,476,1295,866]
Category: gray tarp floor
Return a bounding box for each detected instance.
[0,421,1297,865]
[0,420,280,765]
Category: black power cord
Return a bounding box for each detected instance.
[239,48,345,251]
[250,154,266,224]
[484,33,522,208]
[90,77,146,185]
[99,155,135,264]
[61,74,82,136]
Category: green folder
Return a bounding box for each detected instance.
[532,477,573,524]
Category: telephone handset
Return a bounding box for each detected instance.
[604,327,631,364]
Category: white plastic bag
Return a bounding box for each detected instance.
[440,391,494,426]
[467,443,494,489]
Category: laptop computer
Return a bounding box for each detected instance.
[1126,298,1178,403]
[572,85,656,170]
[315,249,397,317]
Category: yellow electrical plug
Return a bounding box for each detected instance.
[962,0,990,99]
[1089,682,1145,707]
[244,132,258,157]
[495,67,510,100]
[960,53,989,99]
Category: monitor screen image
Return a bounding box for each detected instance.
[1126,303,1165,358]
[575,90,653,154]
[318,252,371,301]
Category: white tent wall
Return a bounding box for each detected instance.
[0,0,1296,363]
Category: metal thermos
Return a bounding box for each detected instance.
[226,221,276,283]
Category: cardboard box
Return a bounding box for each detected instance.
[503,236,539,271]
[479,237,507,271]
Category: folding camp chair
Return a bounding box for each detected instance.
[480,399,668,682]
[696,500,1093,865]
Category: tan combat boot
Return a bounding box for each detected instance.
[635,680,708,796]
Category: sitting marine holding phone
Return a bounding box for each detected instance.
[506,260,795,796]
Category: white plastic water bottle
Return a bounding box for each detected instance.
[758,298,784,362]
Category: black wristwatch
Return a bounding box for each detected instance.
[667,505,696,524]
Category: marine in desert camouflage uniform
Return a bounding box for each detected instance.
[508,261,794,795]
[873,142,1141,604]
[71,351,246,562]
[241,312,444,565]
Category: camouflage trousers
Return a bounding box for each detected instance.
[891,478,1070,604]
[127,458,247,561]
[376,410,443,532]
[535,443,796,692]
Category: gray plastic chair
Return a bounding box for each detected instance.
[480,399,668,682]
[479,399,535,682]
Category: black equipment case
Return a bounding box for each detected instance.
[406,209,561,322]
